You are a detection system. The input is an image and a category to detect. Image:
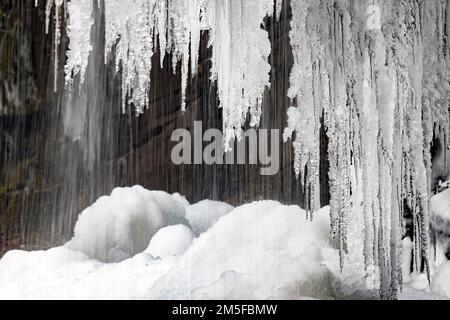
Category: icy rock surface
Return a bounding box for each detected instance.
[145,225,195,258]
[186,200,234,235]
[66,186,188,263]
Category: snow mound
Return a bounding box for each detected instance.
[147,201,343,299]
[146,225,195,259]
[186,200,234,235]
[431,262,450,299]
[66,186,189,262]
[0,196,355,299]
[4,190,443,300]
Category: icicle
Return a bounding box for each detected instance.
[41,0,65,92]
[166,0,205,111]
[104,0,156,114]
[284,0,321,216]
[52,0,64,92]
[64,0,94,86]
[205,0,273,150]
[45,0,53,34]
[274,0,283,21]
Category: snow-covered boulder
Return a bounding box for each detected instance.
[186,200,234,235]
[66,186,189,263]
[146,225,195,259]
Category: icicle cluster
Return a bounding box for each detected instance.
[286,0,449,298]
[283,0,322,217]
[40,0,449,299]
[39,0,274,150]
[102,0,205,114]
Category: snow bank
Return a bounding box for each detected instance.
[145,225,195,259]
[186,200,234,235]
[66,186,189,262]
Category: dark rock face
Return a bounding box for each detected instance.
[0,0,52,255]
[0,0,331,255]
